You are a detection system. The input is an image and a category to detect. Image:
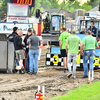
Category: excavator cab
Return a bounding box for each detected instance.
[35,9,66,44]
[50,14,66,35]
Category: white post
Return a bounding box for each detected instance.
[88,70,90,81]
[42,86,45,99]
[92,70,94,81]
[38,85,40,92]
[88,70,93,87]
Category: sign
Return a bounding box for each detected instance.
[7,17,28,23]
[0,23,32,34]
[46,53,80,67]
[46,53,100,68]
[7,3,29,17]
[10,0,35,7]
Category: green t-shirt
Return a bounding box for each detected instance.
[59,31,71,49]
[66,34,81,54]
[82,35,98,50]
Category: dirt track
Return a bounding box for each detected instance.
[0,47,100,100]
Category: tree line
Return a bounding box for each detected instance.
[0,0,99,17]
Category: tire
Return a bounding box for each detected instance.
[35,9,40,18]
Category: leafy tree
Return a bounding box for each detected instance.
[0,0,9,17]
[81,2,92,12]
[40,0,59,9]
[30,0,43,16]
[59,0,92,13]
[0,0,98,17]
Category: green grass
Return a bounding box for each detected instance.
[49,81,100,100]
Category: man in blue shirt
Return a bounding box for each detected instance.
[88,21,97,36]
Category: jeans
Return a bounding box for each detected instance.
[26,53,29,70]
[67,53,78,77]
[83,50,95,76]
[29,50,39,73]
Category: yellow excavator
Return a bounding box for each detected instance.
[35,9,66,44]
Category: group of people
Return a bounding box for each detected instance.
[7,21,98,78]
[59,24,98,79]
[8,27,41,75]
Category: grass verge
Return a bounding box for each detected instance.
[49,81,100,100]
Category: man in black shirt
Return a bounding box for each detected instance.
[88,21,97,36]
[24,28,32,72]
[8,27,18,42]
[14,30,25,74]
[8,27,18,69]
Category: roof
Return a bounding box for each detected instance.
[87,5,99,12]
[42,9,74,19]
[42,9,61,14]
[42,9,73,14]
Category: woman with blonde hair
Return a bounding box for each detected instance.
[27,29,41,75]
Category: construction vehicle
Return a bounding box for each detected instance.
[35,9,66,45]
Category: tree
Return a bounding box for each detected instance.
[59,0,92,13]
[40,0,59,9]
[67,0,99,11]
[30,0,43,16]
[0,0,9,17]
[0,0,98,17]
[81,2,92,12]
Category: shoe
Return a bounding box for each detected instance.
[25,69,29,73]
[67,73,72,78]
[63,69,67,73]
[34,72,38,75]
[21,67,24,71]
[81,75,88,78]
[19,70,24,74]
[28,72,33,75]
[72,76,76,79]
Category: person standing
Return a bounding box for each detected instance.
[59,27,71,73]
[8,27,18,42]
[88,21,97,36]
[14,30,26,74]
[81,30,98,78]
[8,27,18,68]
[27,30,41,75]
[24,28,32,72]
[66,30,82,78]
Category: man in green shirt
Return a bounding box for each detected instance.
[59,27,71,73]
[66,30,82,78]
[81,30,98,78]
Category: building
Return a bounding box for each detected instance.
[87,5,99,12]
[42,9,74,20]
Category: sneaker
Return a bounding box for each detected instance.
[81,75,88,78]
[28,72,33,75]
[67,73,72,78]
[72,76,76,79]
[34,72,38,75]
[25,69,29,73]
[19,70,24,74]
[63,69,67,73]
